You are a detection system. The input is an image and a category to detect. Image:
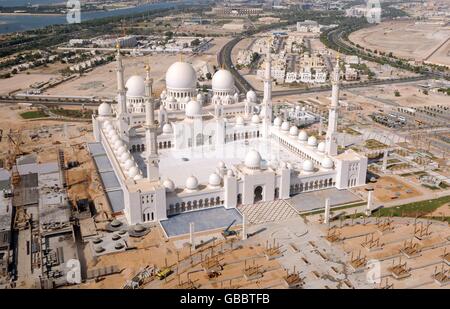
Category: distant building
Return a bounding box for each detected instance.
[93,36,138,48]
[344,65,359,81]
[222,22,249,31]
[212,6,263,16]
[296,20,321,33]
[345,55,360,65]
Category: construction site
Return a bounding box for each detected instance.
[0,89,449,289]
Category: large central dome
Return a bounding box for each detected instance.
[166,61,197,90]
[212,69,234,91]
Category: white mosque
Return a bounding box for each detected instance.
[91,47,368,225]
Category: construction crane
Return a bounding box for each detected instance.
[222,219,237,237]
[6,129,24,186]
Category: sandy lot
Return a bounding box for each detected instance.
[43,37,230,99]
[349,21,450,66]
[0,72,59,95]
[348,82,450,108]
[371,176,422,203]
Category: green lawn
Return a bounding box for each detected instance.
[374,195,450,219]
[365,139,388,150]
[50,108,94,119]
[20,111,48,119]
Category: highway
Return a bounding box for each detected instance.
[217,36,256,94]
[0,95,110,107]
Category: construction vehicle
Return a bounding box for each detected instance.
[221,219,237,237]
[156,267,173,280]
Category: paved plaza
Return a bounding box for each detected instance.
[289,188,362,213]
[239,199,299,224]
[160,207,242,237]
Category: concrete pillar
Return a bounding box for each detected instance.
[382,150,388,172]
[318,117,323,136]
[324,198,330,224]
[242,214,247,240]
[366,191,373,216]
[189,222,194,246]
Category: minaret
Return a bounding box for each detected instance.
[325,55,340,156]
[262,49,273,138]
[144,65,159,182]
[215,102,225,147]
[116,43,129,142]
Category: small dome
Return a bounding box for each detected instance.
[208,173,222,187]
[302,160,314,172]
[246,90,257,103]
[162,123,173,134]
[226,169,234,177]
[289,126,299,136]
[196,93,204,102]
[307,136,318,147]
[212,69,234,91]
[98,103,112,117]
[125,75,145,97]
[273,117,282,127]
[298,130,308,141]
[259,106,267,118]
[116,146,126,156]
[251,114,260,124]
[163,179,175,192]
[106,128,115,137]
[317,142,326,153]
[322,157,334,169]
[281,121,290,131]
[127,166,139,178]
[102,120,111,129]
[134,174,143,181]
[166,96,176,104]
[236,116,244,125]
[110,135,119,144]
[185,175,199,190]
[166,61,197,90]
[104,123,114,134]
[124,159,135,170]
[217,161,226,169]
[134,224,145,233]
[185,100,202,118]
[113,140,123,150]
[245,149,262,169]
[269,160,279,169]
[110,219,122,228]
[120,152,131,163]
